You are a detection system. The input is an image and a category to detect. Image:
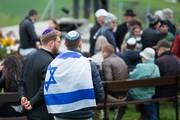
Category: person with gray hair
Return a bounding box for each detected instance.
[94,13,117,50]
[92,35,109,70]
[163,8,176,35]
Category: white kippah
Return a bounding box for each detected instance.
[127,38,136,45]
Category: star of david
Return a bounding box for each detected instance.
[44,66,57,92]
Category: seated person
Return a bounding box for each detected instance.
[0,56,24,117]
[116,48,160,120]
[121,38,141,72]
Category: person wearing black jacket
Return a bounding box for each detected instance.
[18,29,61,120]
[154,40,180,97]
[89,9,108,55]
[19,9,39,56]
[141,16,162,49]
[0,56,23,117]
[115,9,136,50]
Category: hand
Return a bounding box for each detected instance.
[0,64,4,71]
[21,97,28,107]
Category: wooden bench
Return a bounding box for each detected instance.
[0,92,27,120]
[98,75,180,120]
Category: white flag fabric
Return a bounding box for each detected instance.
[44,50,96,114]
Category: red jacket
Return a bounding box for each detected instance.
[171,34,180,59]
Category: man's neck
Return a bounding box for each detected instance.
[41,46,52,53]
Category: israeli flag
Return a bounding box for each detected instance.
[44,51,96,114]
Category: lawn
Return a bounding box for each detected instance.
[0,0,180,27]
[108,102,179,120]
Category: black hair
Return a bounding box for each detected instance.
[2,56,22,91]
[28,9,38,17]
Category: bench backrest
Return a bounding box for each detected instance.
[104,76,179,92]
[0,92,19,103]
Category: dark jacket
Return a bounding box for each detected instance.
[89,22,101,55]
[166,20,176,35]
[155,51,180,97]
[0,75,23,117]
[18,49,55,120]
[55,50,104,119]
[19,17,38,49]
[115,22,128,49]
[121,50,141,72]
[141,27,162,49]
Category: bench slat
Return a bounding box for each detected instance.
[105,76,177,92]
[0,92,19,103]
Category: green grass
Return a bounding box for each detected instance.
[1,0,180,27]
[107,102,180,120]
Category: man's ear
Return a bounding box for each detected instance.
[48,40,54,48]
[64,40,67,47]
[78,40,82,50]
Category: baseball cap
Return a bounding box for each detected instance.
[65,31,80,41]
[153,40,170,49]
[95,9,108,18]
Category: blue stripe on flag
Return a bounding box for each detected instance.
[44,89,95,105]
[57,52,81,59]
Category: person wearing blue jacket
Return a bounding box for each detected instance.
[115,48,160,120]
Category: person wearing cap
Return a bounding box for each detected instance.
[115,9,136,50]
[141,15,162,49]
[93,13,117,51]
[19,9,39,57]
[18,28,61,120]
[44,30,104,120]
[114,48,160,120]
[121,38,141,72]
[154,40,180,98]
[89,9,108,55]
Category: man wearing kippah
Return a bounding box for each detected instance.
[44,31,104,120]
[18,28,61,120]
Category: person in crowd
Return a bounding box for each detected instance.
[128,48,160,120]
[44,31,104,120]
[94,13,117,51]
[18,28,61,120]
[154,10,164,20]
[0,56,23,117]
[141,15,162,49]
[171,34,180,59]
[117,48,160,120]
[154,40,180,98]
[163,8,176,35]
[122,24,143,52]
[100,44,128,120]
[159,20,175,44]
[19,9,39,57]
[92,35,109,70]
[121,38,141,72]
[48,19,60,31]
[115,9,136,50]
[89,9,108,55]
[102,44,128,82]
